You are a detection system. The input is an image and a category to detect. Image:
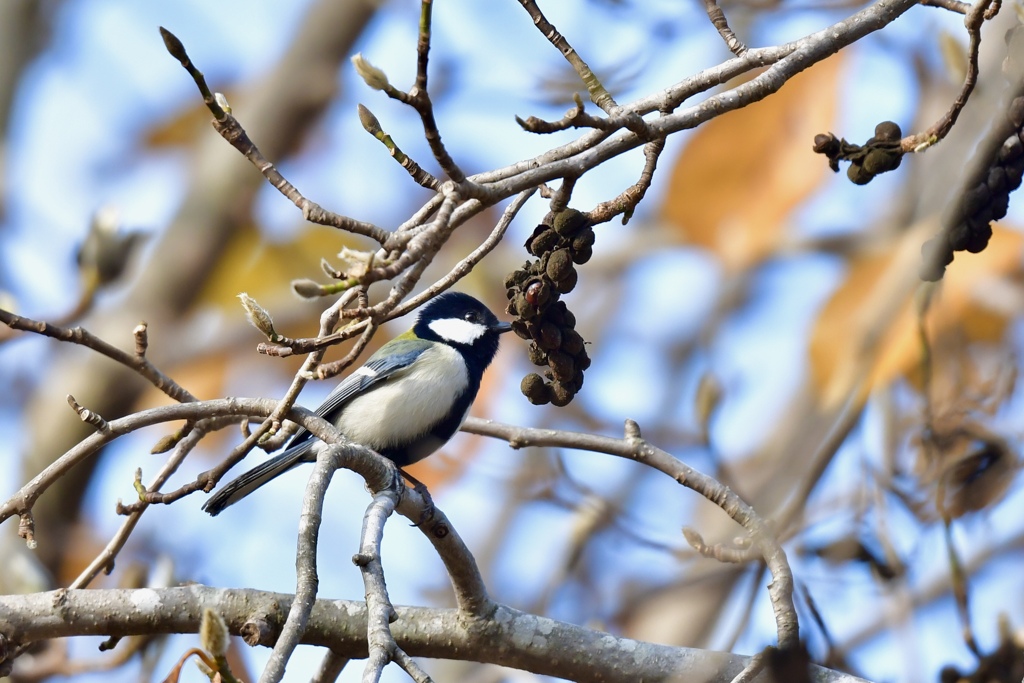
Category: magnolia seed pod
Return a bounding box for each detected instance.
[862,149,901,175]
[813,133,840,156]
[963,185,991,215]
[524,278,553,308]
[528,342,547,365]
[571,228,595,252]
[1006,163,1024,190]
[561,329,584,355]
[548,350,575,382]
[968,205,993,230]
[514,292,540,320]
[550,381,574,407]
[544,301,568,326]
[988,166,1008,193]
[546,249,573,282]
[538,322,562,350]
[847,162,874,185]
[524,223,546,249]
[572,245,593,265]
[521,373,550,405]
[1000,135,1023,162]
[555,268,578,294]
[965,224,992,253]
[527,227,562,257]
[572,372,584,392]
[511,320,532,340]
[947,223,971,251]
[504,268,529,291]
[562,305,577,328]
[873,121,902,142]
[552,209,589,237]
[1009,97,1024,129]
[991,192,1010,220]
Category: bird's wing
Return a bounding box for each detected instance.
[286,344,428,447]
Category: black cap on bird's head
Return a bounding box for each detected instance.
[414,292,511,366]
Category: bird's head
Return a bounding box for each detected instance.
[413,292,512,367]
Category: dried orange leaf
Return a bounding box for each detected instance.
[809,224,1023,406]
[661,56,843,271]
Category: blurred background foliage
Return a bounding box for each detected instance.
[1,1,1023,682]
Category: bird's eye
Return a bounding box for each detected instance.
[464,312,477,322]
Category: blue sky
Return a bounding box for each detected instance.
[2,2,1023,682]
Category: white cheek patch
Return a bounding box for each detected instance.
[428,317,488,345]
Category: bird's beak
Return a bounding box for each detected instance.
[495,321,513,335]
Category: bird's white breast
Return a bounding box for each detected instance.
[335,344,470,449]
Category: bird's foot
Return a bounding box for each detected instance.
[399,468,436,526]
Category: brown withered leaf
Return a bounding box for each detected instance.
[660,55,842,271]
[197,220,357,313]
[809,223,1023,407]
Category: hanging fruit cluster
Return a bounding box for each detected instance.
[505,209,593,406]
[919,94,1024,281]
[813,121,904,185]
[918,24,1024,282]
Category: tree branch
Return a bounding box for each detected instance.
[461,417,798,649]
[259,444,342,683]
[0,308,195,404]
[0,587,866,683]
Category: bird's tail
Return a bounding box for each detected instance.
[202,440,314,516]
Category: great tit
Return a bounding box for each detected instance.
[202,291,511,516]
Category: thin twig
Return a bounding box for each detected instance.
[683,528,762,564]
[309,319,379,381]
[516,94,623,134]
[901,0,997,152]
[158,27,391,247]
[356,487,401,683]
[346,188,536,326]
[66,395,111,434]
[205,290,363,487]
[357,104,442,191]
[921,0,972,11]
[728,648,769,683]
[515,0,619,113]
[0,399,321,526]
[462,417,798,649]
[549,176,577,212]
[311,651,350,683]
[397,497,494,617]
[586,135,666,225]
[268,189,532,358]
[703,0,748,56]
[393,648,433,683]
[404,0,468,185]
[944,521,981,655]
[0,309,194,403]
[72,420,227,587]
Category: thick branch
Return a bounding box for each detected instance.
[0,587,865,683]
[0,398,489,616]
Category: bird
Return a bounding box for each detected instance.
[203,291,512,516]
